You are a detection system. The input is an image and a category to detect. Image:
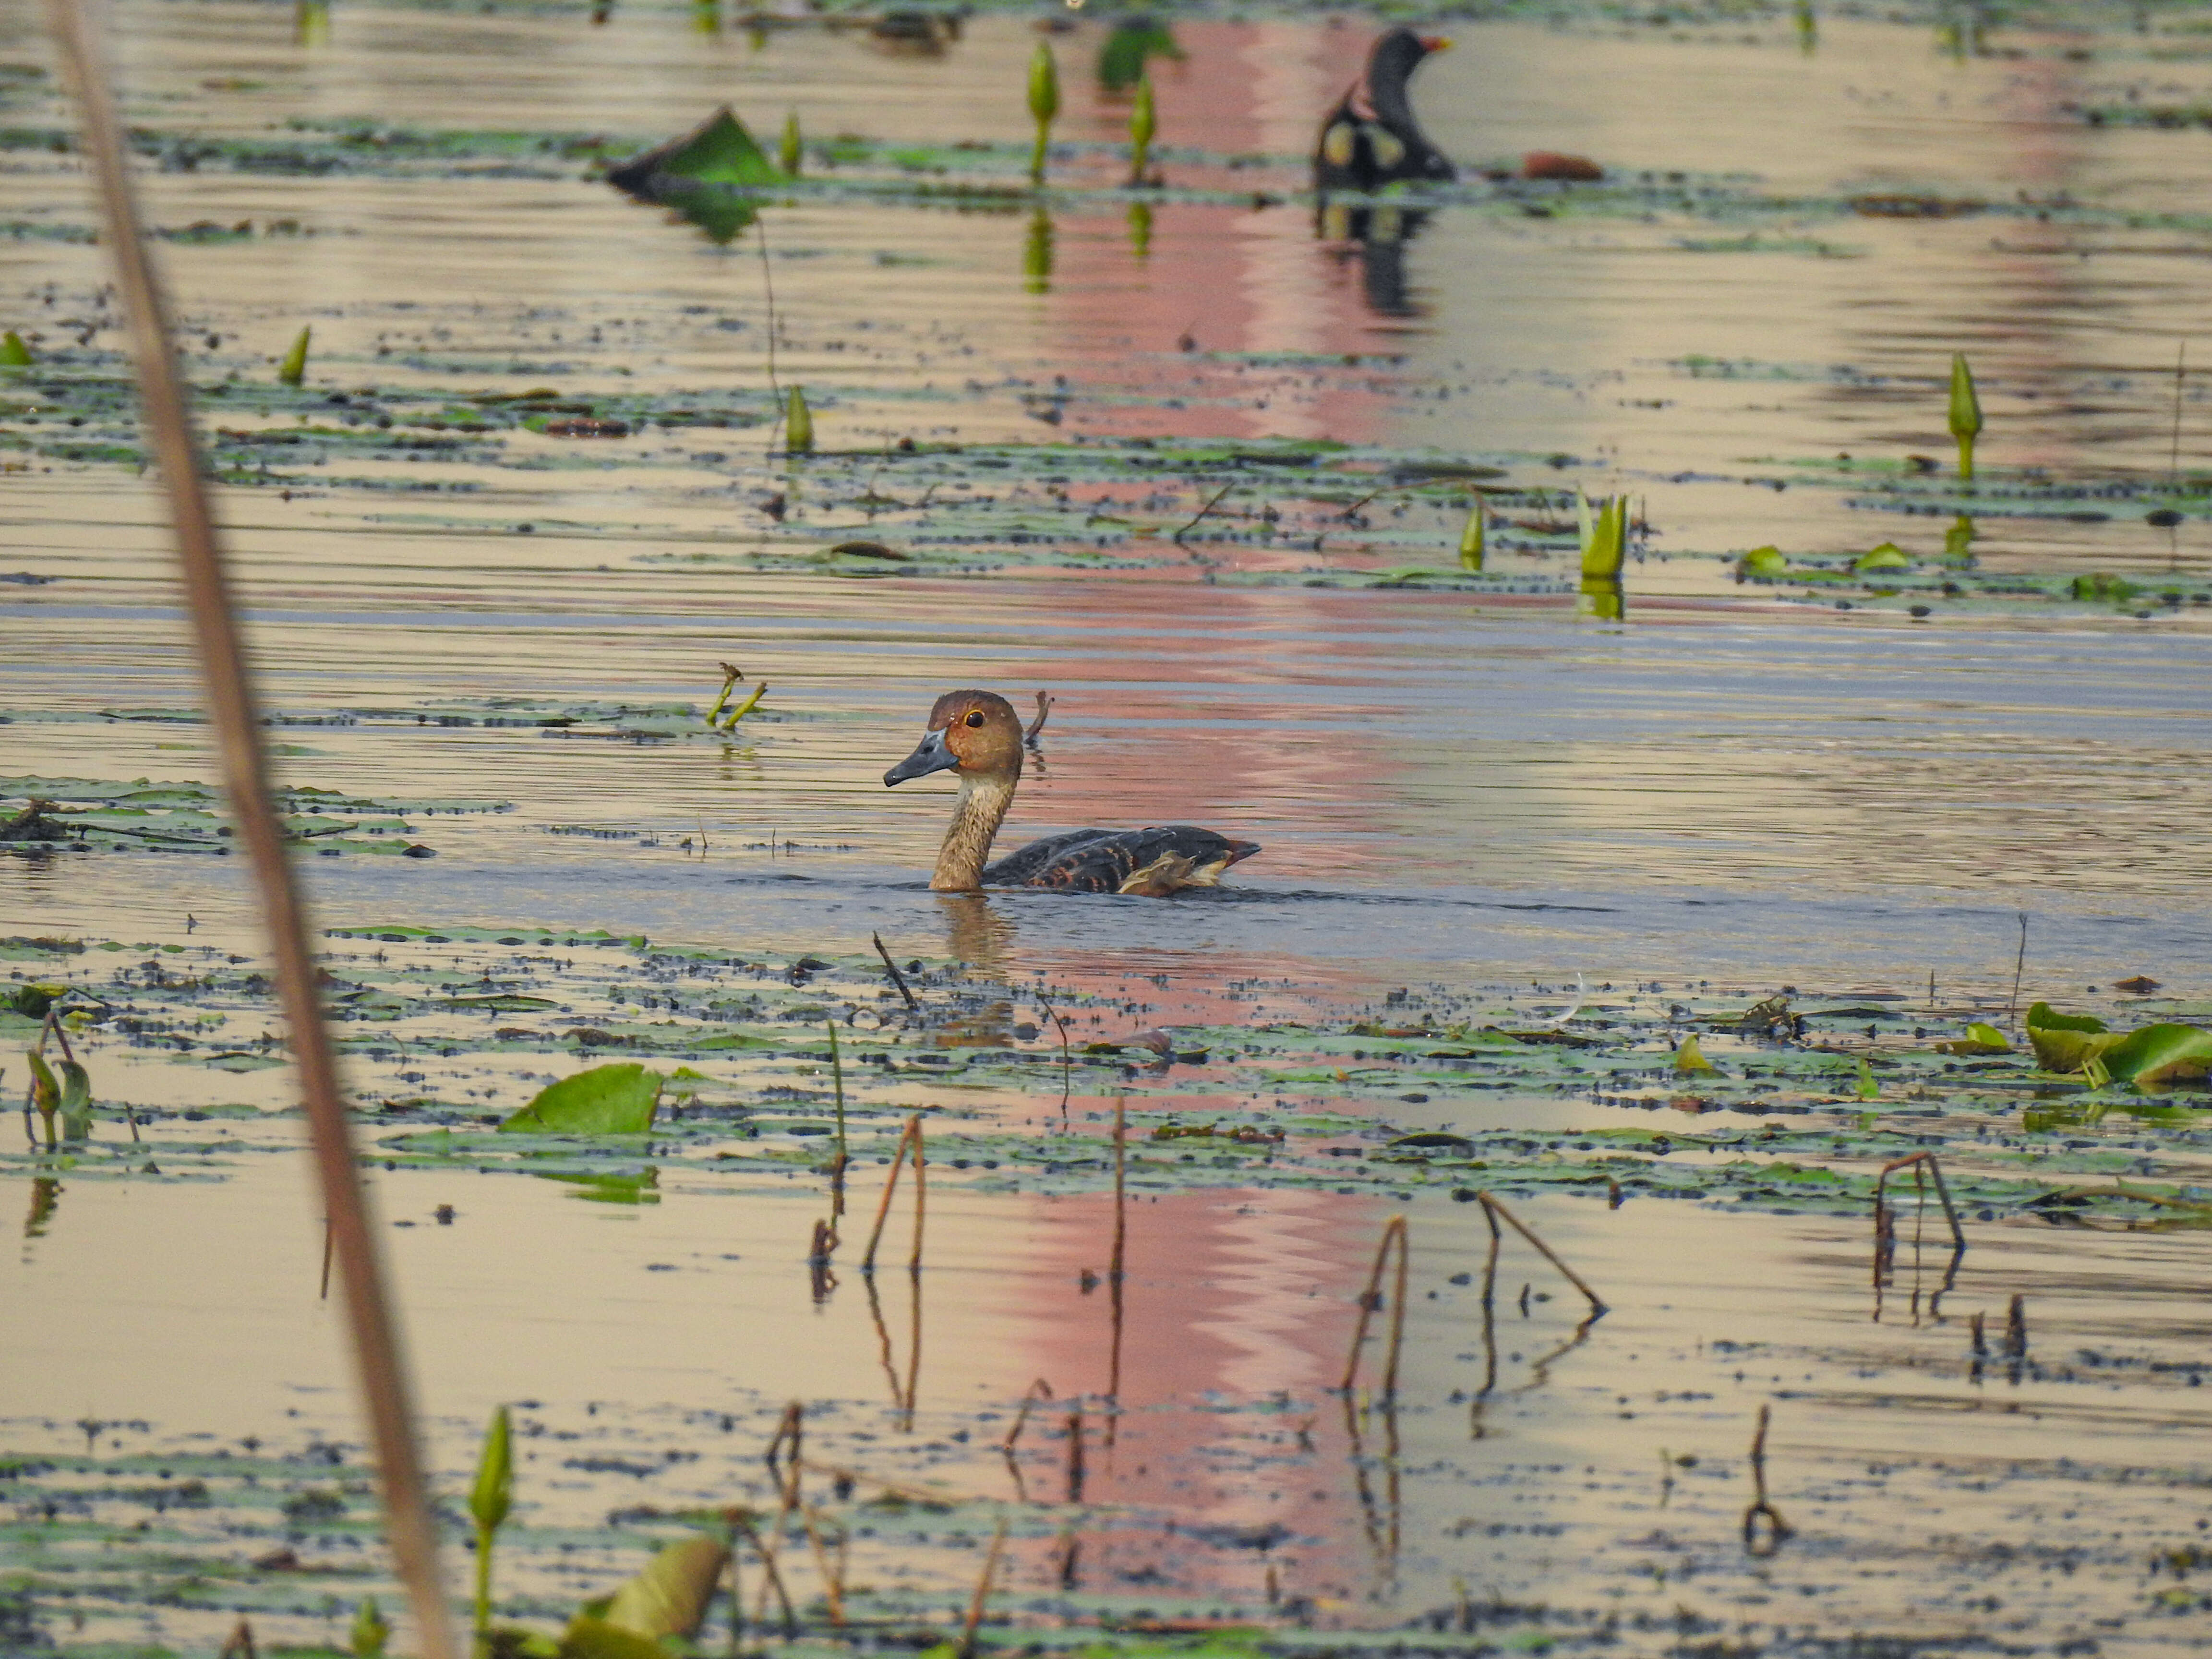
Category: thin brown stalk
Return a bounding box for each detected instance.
[873,932,920,1010]
[1172,480,1237,543]
[319,1215,333,1301]
[902,1259,923,1431]
[1064,1409,1085,1503]
[1741,1402,1792,1556]
[1339,1214,1409,1395]
[730,1512,796,1637]
[1003,1378,1056,1453]
[797,1500,846,1626]
[1110,1098,1128,1282]
[1477,1192,1607,1315]
[958,1514,1010,1658]
[861,1114,922,1270]
[219,1617,255,1659]
[41,10,455,1658]
[1025,692,1054,741]
[1873,1151,1965,1252]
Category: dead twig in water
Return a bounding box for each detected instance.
[1025,691,1054,743]
[1741,1403,1791,1556]
[1110,1098,1128,1282]
[1873,1151,1965,1253]
[861,1113,926,1272]
[873,932,920,1011]
[42,10,457,1657]
[826,1020,847,1217]
[797,1499,846,1627]
[1035,987,1072,1118]
[219,1618,255,1659]
[1339,1214,1411,1399]
[319,1215,333,1301]
[1063,1408,1085,1503]
[958,1514,1010,1658]
[1003,1377,1056,1453]
[1477,1192,1607,1316]
[729,1511,796,1638]
[2009,911,2029,1026]
[1172,481,1237,544]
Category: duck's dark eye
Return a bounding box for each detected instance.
[965,709,985,728]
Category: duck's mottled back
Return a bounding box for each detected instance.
[985,826,1260,896]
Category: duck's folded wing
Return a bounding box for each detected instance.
[985,827,1260,894]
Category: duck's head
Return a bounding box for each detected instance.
[884,689,1025,787]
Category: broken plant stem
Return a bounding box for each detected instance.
[1110,1098,1128,1282]
[1340,1214,1410,1399]
[1872,1151,1966,1253]
[1477,1192,1608,1316]
[1173,481,1237,544]
[873,932,920,1011]
[861,1114,925,1272]
[959,1514,1010,1658]
[41,10,457,1658]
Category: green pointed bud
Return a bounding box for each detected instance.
[1023,208,1053,293]
[1458,500,1485,572]
[1127,198,1153,257]
[779,110,801,178]
[469,1405,511,1535]
[469,1405,511,1636]
[350,1598,389,1659]
[1130,77,1156,180]
[0,330,31,367]
[785,385,813,455]
[1948,352,1982,480]
[277,325,311,387]
[1028,42,1059,183]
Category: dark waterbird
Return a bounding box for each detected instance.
[1314,28,1455,193]
[883,691,1259,895]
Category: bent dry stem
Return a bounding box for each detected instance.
[40,8,457,1659]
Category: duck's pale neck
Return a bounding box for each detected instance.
[932,769,1018,890]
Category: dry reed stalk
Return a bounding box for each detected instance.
[40,10,456,1658]
[765,1402,804,1508]
[958,1514,1010,1657]
[1872,1151,1965,1251]
[1741,1402,1791,1556]
[1339,1215,1409,1397]
[731,1512,796,1636]
[1002,1378,1056,1452]
[1110,1098,1128,1281]
[1477,1192,1608,1315]
[873,932,920,1010]
[1064,1408,1085,1502]
[862,1113,925,1271]
[797,1500,846,1626]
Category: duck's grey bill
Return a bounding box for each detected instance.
[885,728,957,786]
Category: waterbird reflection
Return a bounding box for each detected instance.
[1316,202,1430,319]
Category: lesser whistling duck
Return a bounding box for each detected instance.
[1314,29,1455,193]
[883,691,1261,896]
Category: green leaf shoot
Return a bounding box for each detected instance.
[278,325,311,386]
[1949,352,1982,480]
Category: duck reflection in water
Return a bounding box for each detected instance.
[1318,199,1430,318]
